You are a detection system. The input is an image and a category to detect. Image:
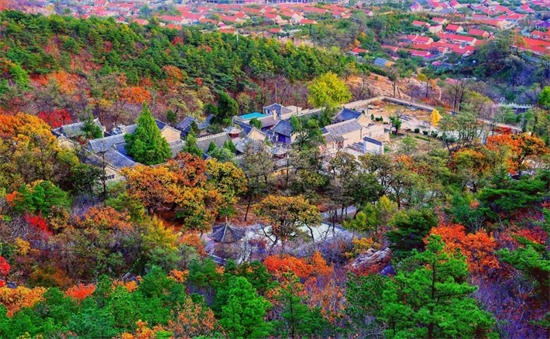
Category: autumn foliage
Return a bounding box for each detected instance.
[65,283,96,301]
[0,286,46,317]
[428,223,500,275]
[264,251,332,279]
[487,133,549,174]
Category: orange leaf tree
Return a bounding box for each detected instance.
[428,223,500,275]
[487,133,548,174]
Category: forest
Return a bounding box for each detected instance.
[0,9,548,339]
[0,10,370,128]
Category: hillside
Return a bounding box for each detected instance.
[0,11,369,126]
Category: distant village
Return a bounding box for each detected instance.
[13,0,550,70]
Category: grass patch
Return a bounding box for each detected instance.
[414,135,430,142]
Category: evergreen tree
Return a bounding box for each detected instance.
[387,208,438,258]
[166,110,177,124]
[347,235,497,339]
[13,181,69,217]
[207,141,217,154]
[125,103,172,165]
[276,274,328,338]
[182,129,203,158]
[497,209,550,298]
[249,118,262,130]
[223,139,237,153]
[219,276,271,339]
[216,92,239,126]
[81,114,103,139]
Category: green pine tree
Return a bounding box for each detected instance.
[276,273,328,338]
[207,141,217,154]
[81,114,103,139]
[347,235,497,339]
[216,91,239,126]
[182,129,203,158]
[497,209,550,298]
[125,103,172,165]
[219,276,271,339]
[249,118,262,130]
[387,208,438,258]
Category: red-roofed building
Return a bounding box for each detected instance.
[412,20,428,27]
[493,5,514,14]
[472,19,509,30]
[432,17,447,25]
[242,7,261,14]
[220,15,241,23]
[180,12,204,23]
[468,29,489,38]
[521,37,550,48]
[160,16,188,25]
[498,14,526,22]
[450,0,466,8]
[300,19,317,25]
[133,19,149,25]
[446,24,464,33]
[519,4,535,13]
[399,48,432,58]
[405,35,434,45]
[199,18,219,25]
[302,7,327,14]
[166,24,182,30]
[471,14,489,19]
[349,48,368,55]
[269,27,281,34]
[264,13,284,23]
[428,24,443,33]
[381,45,398,52]
[516,43,550,55]
[438,33,477,45]
[532,30,550,41]
[410,2,423,12]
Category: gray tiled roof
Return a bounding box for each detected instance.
[155,120,166,130]
[209,223,246,243]
[323,120,362,137]
[258,116,277,128]
[364,136,383,146]
[235,137,263,154]
[103,148,137,169]
[53,119,103,138]
[374,57,390,67]
[175,116,195,134]
[120,124,138,135]
[334,108,362,123]
[196,132,230,152]
[271,120,293,137]
[175,116,211,135]
[168,139,185,157]
[264,103,293,117]
[88,134,126,153]
[234,120,253,135]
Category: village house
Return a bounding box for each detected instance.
[405,34,434,45]
[468,29,489,38]
[428,24,443,33]
[445,24,464,33]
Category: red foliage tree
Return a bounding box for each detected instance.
[37,109,72,128]
[0,256,10,287]
[25,214,52,235]
[65,283,96,301]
